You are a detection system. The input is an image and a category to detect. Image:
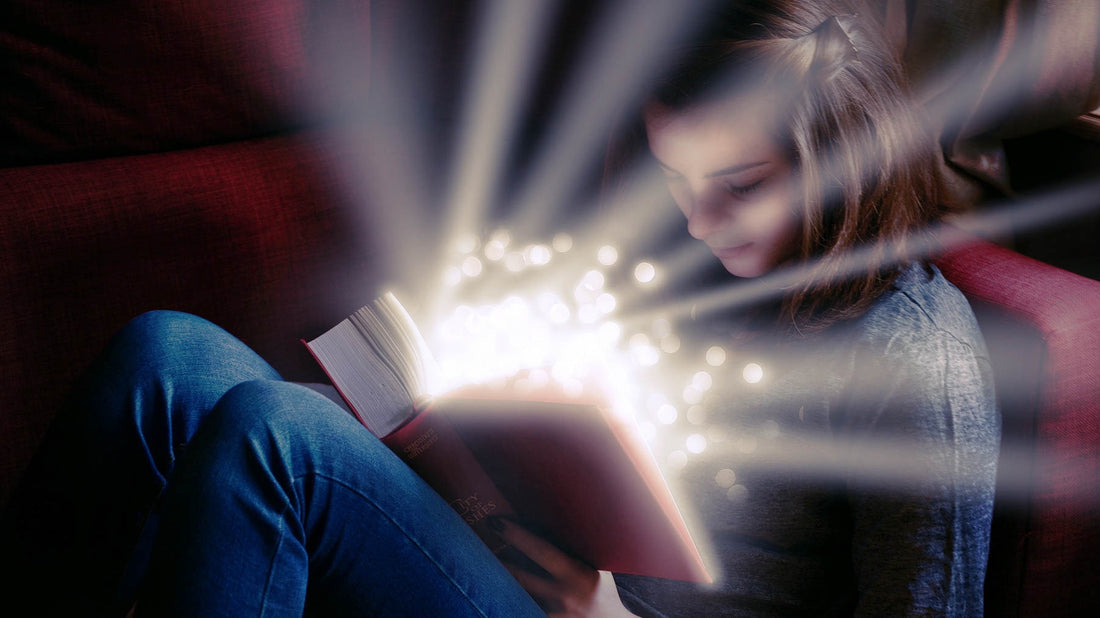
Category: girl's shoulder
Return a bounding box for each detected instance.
[853,261,987,358]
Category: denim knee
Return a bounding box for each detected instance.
[193,380,393,490]
[109,311,279,382]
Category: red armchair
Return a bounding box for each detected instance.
[937,239,1100,616]
[0,1,381,508]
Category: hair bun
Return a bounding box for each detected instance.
[797,15,859,84]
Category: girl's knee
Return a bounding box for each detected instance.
[207,380,355,442]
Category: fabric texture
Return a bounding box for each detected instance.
[615,263,1000,616]
[0,134,381,509]
[0,0,372,166]
[936,239,1100,617]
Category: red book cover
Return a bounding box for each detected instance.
[414,384,712,583]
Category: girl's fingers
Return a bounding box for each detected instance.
[490,517,593,583]
[503,561,560,604]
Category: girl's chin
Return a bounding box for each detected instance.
[719,256,770,278]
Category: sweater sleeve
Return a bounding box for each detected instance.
[838,313,1000,617]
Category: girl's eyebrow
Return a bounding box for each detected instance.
[654,158,768,177]
[704,161,768,178]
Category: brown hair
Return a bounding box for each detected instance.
[605,0,947,333]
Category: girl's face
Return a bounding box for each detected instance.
[644,99,801,278]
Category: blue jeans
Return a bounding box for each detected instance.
[1,311,543,617]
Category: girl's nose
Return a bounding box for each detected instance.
[685,190,728,240]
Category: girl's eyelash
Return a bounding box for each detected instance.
[724,179,765,196]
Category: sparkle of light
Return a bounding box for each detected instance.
[596,292,616,314]
[657,403,678,424]
[526,244,552,265]
[687,405,706,425]
[743,362,764,384]
[667,450,688,470]
[706,346,727,366]
[484,239,506,261]
[715,468,736,488]
[686,433,707,454]
[597,245,619,266]
[633,261,656,283]
[461,256,483,277]
[692,371,713,391]
[581,269,605,290]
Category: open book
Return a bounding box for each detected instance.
[304,293,711,583]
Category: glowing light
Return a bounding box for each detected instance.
[581,269,605,290]
[657,403,678,424]
[686,433,707,454]
[651,318,671,338]
[598,321,622,343]
[442,266,462,286]
[548,303,571,324]
[743,362,764,384]
[628,333,659,366]
[562,378,585,398]
[529,369,549,387]
[633,261,656,284]
[456,234,479,254]
[635,347,659,366]
[489,228,512,247]
[504,251,526,272]
[484,240,506,261]
[687,405,706,425]
[692,371,713,391]
[552,232,573,252]
[461,256,483,277]
[667,450,688,470]
[596,292,616,314]
[525,244,552,265]
[706,346,727,366]
[727,484,748,501]
[761,419,780,439]
[715,468,736,488]
[659,334,681,354]
[578,304,600,324]
[597,245,618,265]
[682,385,703,404]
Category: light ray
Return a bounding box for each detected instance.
[503,0,714,239]
[435,0,558,314]
[620,178,1100,327]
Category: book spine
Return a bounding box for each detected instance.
[382,406,516,554]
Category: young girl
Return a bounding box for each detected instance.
[1,1,998,616]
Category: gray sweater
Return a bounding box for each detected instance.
[616,263,1000,617]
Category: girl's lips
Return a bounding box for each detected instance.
[713,244,752,259]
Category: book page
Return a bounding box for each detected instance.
[306,293,437,436]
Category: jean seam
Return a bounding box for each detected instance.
[258,502,292,618]
[296,472,494,618]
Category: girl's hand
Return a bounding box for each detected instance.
[489,517,637,617]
